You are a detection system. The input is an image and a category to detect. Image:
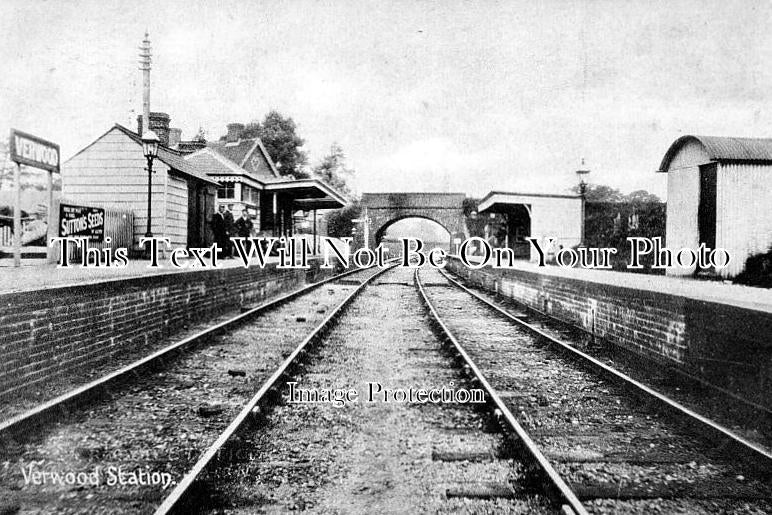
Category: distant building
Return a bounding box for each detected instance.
[477,191,583,261]
[185,123,347,237]
[658,135,772,278]
[62,117,219,251]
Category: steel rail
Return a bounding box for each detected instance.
[437,267,772,469]
[453,260,772,419]
[414,268,588,515]
[0,264,383,439]
[154,263,397,514]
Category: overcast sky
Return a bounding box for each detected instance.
[2,0,771,199]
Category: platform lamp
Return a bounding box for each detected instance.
[142,129,160,239]
[576,158,591,247]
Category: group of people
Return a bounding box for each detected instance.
[211,203,254,258]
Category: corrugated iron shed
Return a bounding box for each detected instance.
[659,135,772,172]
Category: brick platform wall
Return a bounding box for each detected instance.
[446,257,771,409]
[0,262,333,400]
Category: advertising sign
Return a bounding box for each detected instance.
[59,204,105,242]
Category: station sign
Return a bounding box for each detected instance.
[9,129,60,172]
[59,204,105,242]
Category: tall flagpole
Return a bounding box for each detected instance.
[139,32,152,136]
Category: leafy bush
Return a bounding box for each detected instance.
[584,201,666,273]
[325,201,361,238]
[734,248,772,288]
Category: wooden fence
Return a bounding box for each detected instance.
[0,222,29,247]
[65,206,135,261]
[0,206,134,264]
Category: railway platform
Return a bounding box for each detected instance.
[459,257,772,313]
[0,257,268,295]
[448,257,772,412]
[0,256,335,407]
[0,263,769,514]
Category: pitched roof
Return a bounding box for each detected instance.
[254,139,280,178]
[264,178,348,209]
[207,139,255,166]
[184,147,247,176]
[184,148,265,187]
[658,135,772,172]
[207,137,280,181]
[113,124,219,185]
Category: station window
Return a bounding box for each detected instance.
[242,185,259,205]
[217,183,235,199]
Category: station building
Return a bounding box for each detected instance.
[62,115,347,254]
[476,191,583,261]
[658,135,772,277]
[62,122,219,251]
[184,123,347,237]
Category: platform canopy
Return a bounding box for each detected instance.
[476,191,583,261]
[265,179,348,210]
[186,146,348,211]
[478,191,580,215]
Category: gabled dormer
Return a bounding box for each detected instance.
[206,123,280,183]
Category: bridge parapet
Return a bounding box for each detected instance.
[362,192,466,210]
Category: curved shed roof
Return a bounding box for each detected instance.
[658,135,772,172]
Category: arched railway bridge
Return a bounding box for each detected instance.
[360,192,469,249]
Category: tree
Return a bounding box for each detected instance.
[570,183,661,203]
[462,197,479,216]
[576,182,665,273]
[571,183,625,202]
[238,121,260,140]
[314,143,358,238]
[228,111,308,178]
[326,200,361,238]
[313,143,354,196]
[626,189,662,203]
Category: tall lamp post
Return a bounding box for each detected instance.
[576,158,591,247]
[142,130,160,239]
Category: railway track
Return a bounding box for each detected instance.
[417,266,772,514]
[448,263,772,443]
[3,263,769,514]
[0,264,388,514]
[158,265,555,514]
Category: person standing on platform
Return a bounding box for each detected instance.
[211,204,228,259]
[224,204,235,258]
[234,209,254,254]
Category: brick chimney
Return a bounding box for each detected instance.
[149,112,171,146]
[136,112,171,146]
[226,123,245,143]
[168,128,182,148]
